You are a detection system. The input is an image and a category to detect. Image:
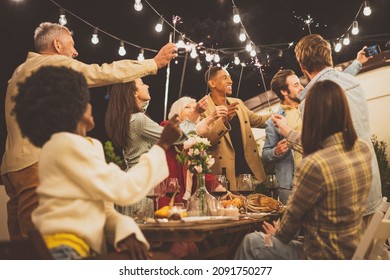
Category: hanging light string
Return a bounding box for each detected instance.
[333,1,374,53]
[230,0,273,112]
[50,0,157,53]
[47,1,385,67]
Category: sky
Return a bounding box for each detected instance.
[1,0,390,155]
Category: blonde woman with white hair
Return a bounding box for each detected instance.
[168,96,228,136]
[159,96,228,206]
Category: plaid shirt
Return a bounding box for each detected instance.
[276,132,373,259]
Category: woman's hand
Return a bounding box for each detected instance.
[262,220,279,235]
[116,234,151,260]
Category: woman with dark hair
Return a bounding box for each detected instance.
[235,80,373,260]
[105,79,199,220]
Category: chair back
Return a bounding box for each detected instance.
[352,197,390,260]
[0,229,53,260]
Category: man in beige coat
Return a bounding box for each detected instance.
[1,22,177,240]
[201,66,271,190]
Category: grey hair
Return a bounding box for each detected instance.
[34,22,71,52]
[168,96,196,119]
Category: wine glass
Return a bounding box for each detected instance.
[265,174,278,199]
[146,180,166,212]
[164,177,180,198]
[211,175,228,200]
[237,174,254,216]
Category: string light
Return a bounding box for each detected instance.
[334,39,342,52]
[234,53,240,65]
[59,8,67,25]
[342,33,350,45]
[214,52,221,63]
[232,6,240,24]
[239,27,246,42]
[134,0,143,12]
[245,40,253,52]
[118,41,126,56]
[205,51,213,62]
[47,0,377,73]
[363,1,372,16]
[137,48,145,61]
[351,20,359,35]
[195,58,202,71]
[250,48,257,57]
[176,35,186,49]
[91,28,99,44]
[155,17,163,32]
[190,46,198,58]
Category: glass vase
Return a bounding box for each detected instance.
[187,173,217,216]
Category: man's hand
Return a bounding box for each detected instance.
[154,42,178,69]
[224,101,239,122]
[206,105,228,125]
[275,139,289,156]
[117,234,151,260]
[271,114,291,137]
[262,220,279,235]
[157,114,181,150]
[356,46,372,65]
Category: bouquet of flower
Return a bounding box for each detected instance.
[175,133,215,174]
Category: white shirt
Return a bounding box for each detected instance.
[32,132,168,253]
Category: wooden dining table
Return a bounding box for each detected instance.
[140,214,279,259]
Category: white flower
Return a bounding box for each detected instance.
[193,148,200,155]
[183,138,196,149]
[207,157,215,168]
[188,148,194,156]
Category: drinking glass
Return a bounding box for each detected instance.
[146,180,166,212]
[211,175,228,200]
[265,174,278,199]
[237,174,254,215]
[164,177,180,198]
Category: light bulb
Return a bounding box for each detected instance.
[239,27,246,42]
[250,49,257,57]
[335,40,342,53]
[176,35,186,49]
[234,53,240,65]
[214,53,220,63]
[190,47,198,58]
[59,8,67,26]
[246,41,253,52]
[155,17,163,32]
[196,59,202,71]
[137,49,145,61]
[205,52,213,62]
[363,1,371,16]
[342,34,350,45]
[232,6,240,24]
[351,21,359,35]
[118,41,126,56]
[91,28,99,44]
[134,0,143,11]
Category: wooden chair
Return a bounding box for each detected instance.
[352,197,390,260]
[0,229,53,260]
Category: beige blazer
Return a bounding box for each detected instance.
[201,95,270,190]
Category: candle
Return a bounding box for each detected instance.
[224,205,239,217]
